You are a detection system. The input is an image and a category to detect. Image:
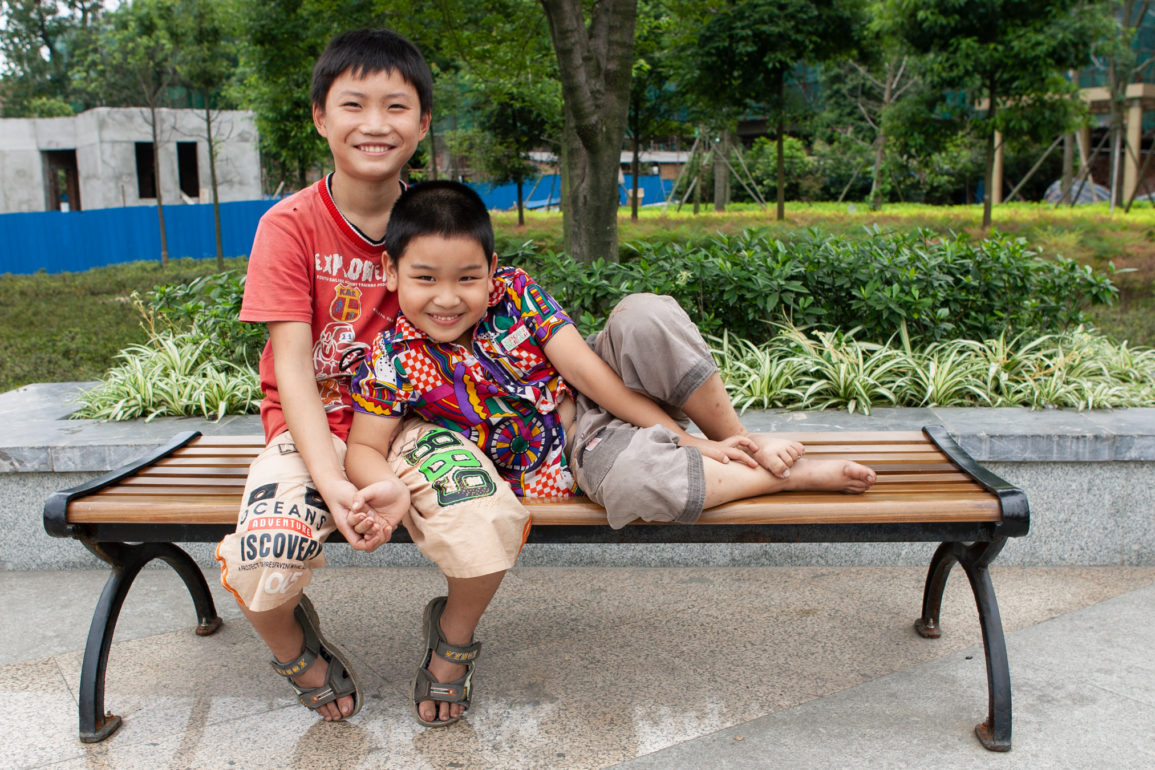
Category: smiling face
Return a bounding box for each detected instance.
[386,234,497,346]
[312,67,430,188]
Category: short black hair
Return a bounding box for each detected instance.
[311,28,433,116]
[385,181,494,262]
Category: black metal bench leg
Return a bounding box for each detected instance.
[77,541,223,743]
[915,541,957,639]
[958,539,1012,752]
[914,539,1012,752]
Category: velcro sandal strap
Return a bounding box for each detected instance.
[271,647,318,678]
[413,666,473,705]
[433,638,481,664]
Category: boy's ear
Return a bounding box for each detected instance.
[488,252,499,291]
[383,252,399,291]
[312,103,328,137]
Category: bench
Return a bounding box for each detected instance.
[44,427,1029,750]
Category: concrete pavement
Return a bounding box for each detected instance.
[4,565,1153,768]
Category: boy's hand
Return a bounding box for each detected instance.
[680,434,762,468]
[349,478,410,549]
[750,436,805,478]
[316,478,385,551]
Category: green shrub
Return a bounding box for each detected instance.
[507,226,1117,347]
[713,325,1155,414]
[71,331,261,421]
[145,270,266,367]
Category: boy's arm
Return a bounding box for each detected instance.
[346,409,410,542]
[269,321,387,550]
[542,325,759,467]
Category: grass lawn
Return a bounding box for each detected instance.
[3,203,1154,395]
[0,257,251,394]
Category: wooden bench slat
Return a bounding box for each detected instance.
[792,442,950,455]
[121,475,248,487]
[69,486,1001,525]
[768,430,930,443]
[154,456,257,468]
[142,464,253,476]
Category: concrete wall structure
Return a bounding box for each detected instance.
[0,108,261,213]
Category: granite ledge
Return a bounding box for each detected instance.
[3,383,1155,474]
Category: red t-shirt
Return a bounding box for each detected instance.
[240,176,400,443]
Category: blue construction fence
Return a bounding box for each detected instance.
[0,175,673,275]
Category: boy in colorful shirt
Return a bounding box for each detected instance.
[346,181,877,535]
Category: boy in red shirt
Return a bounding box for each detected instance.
[215,29,528,728]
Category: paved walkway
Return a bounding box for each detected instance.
[5,565,1154,768]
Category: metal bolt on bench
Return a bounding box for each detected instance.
[44,426,1029,750]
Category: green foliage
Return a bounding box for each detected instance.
[0,257,248,394]
[887,0,1110,225]
[145,270,267,367]
[713,325,1155,414]
[71,332,261,421]
[507,227,1117,347]
[76,0,178,109]
[0,0,102,116]
[71,268,265,420]
[741,135,823,202]
[19,96,76,117]
[233,0,373,190]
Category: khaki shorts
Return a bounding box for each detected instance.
[569,293,713,529]
[216,419,530,612]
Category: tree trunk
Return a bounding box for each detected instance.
[204,97,223,270]
[559,114,625,259]
[868,60,896,211]
[713,129,730,212]
[629,85,641,221]
[1061,132,1074,205]
[517,176,526,226]
[775,72,785,221]
[540,0,638,263]
[631,130,641,221]
[693,149,702,214]
[150,104,170,267]
[982,78,997,229]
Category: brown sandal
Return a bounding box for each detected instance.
[270,595,362,718]
[411,596,481,727]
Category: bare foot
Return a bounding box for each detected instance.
[281,654,356,722]
[418,655,468,723]
[782,457,876,494]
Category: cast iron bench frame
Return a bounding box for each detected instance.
[44,426,1029,750]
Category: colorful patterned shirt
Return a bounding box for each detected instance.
[351,266,580,498]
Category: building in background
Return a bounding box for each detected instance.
[0,108,261,213]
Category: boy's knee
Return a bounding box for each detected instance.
[609,293,687,331]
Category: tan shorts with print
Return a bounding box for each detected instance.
[569,293,715,529]
[216,418,530,612]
